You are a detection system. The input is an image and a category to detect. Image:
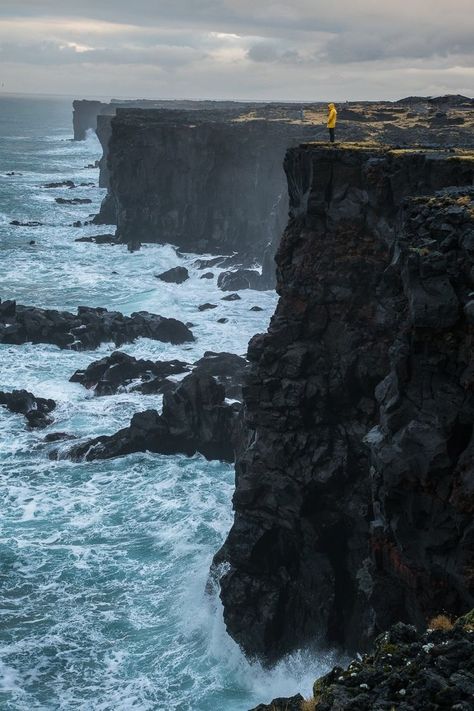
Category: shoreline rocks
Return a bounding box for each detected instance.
[0,390,56,428]
[70,351,189,396]
[249,611,474,711]
[155,266,189,284]
[61,351,248,462]
[63,372,241,463]
[0,300,194,350]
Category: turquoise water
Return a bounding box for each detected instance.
[0,95,337,710]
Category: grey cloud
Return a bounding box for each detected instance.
[324,28,474,63]
[247,44,304,64]
[0,1,472,99]
[0,40,203,68]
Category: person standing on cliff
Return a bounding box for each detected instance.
[327,103,337,143]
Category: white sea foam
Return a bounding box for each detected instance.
[0,96,338,711]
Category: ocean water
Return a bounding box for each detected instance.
[0,95,338,710]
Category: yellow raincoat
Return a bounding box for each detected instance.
[327,103,337,128]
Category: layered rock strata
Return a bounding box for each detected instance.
[96,109,318,280]
[214,145,474,662]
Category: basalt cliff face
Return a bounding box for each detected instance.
[99,109,319,267]
[215,144,474,662]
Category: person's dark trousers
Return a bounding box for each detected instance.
[329,128,335,143]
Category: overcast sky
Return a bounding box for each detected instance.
[0,1,473,101]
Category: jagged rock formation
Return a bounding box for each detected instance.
[62,352,248,463]
[70,351,189,395]
[0,390,56,428]
[214,145,474,662]
[0,300,194,350]
[250,611,474,711]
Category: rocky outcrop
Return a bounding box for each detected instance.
[0,390,56,428]
[72,100,107,140]
[70,351,189,395]
[155,266,189,284]
[214,145,474,662]
[64,374,239,463]
[250,611,474,711]
[63,351,248,461]
[0,300,194,350]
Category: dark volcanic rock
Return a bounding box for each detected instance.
[0,390,56,428]
[193,351,248,400]
[250,612,474,711]
[221,293,241,301]
[217,269,263,291]
[70,351,189,395]
[155,266,189,284]
[74,234,118,244]
[214,146,474,662]
[44,432,77,443]
[200,272,214,279]
[249,694,304,711]
[63,351,248,461]
[99,108,317,260]
[55,197,92,205]
[10,220,42,227]
[92,191,116,225]
[0,300,194,350]
[198,303,217,311]
[43,180,75,188]
[73,99,106,140]
[65,372,240,463]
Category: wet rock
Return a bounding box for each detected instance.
[215,146,474,662]
[10,220,43,227]
[200,272,214,279]
[194,256,234,269]
[55,197,92,205]
[155,266,189,284]
[73,221,82,227]
[43,180,75,188]
[29,240,36,245]
[44,432,77,442]
[0,390,56,428]
[221,293,241,301]
[70,351,189,396]
[193,351,248,400]
[248,694,304,711]
[0,300,194,350]
[198,303,217,311]
[217,318,228,323]
[74,233,118,244]
[217,269,262,291]
[250,306,263,311]
[64,372,241,463]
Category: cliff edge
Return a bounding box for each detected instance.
[214,144,474,661]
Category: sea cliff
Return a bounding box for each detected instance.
[214,144,474,661]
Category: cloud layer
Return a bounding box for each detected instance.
[0,1,472,100]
